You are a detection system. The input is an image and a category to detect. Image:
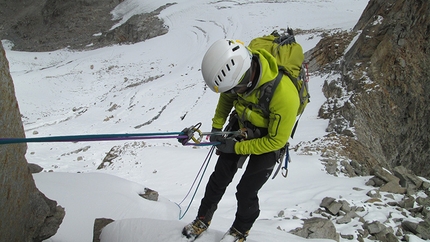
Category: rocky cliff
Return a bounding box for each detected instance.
[0,0,170,51]
[0,43,65,241]
[316,0,430,178]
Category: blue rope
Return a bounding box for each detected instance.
[176,146,215,220]
[0,132,185,144]
[0,132,221,146]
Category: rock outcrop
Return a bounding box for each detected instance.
[286,165,430,241]
[315,0,430,178]
[290,217,339,241]
[0,42,65,241]
[0,0,170,51]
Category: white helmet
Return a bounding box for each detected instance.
[201,39,252,93]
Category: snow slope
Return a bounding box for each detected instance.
[6,0,421,241]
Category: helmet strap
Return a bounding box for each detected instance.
[244,57,259,91]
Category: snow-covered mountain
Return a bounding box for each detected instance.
[6,0,426,241]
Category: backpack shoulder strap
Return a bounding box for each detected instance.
[258,71,283,117]
[258,66,305,139]
[278,65,309,139]
[279,66,298,89]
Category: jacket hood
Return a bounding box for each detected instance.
[250,49,279,91]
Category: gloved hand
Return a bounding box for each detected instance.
[209,127,222,143]
[216,137,236,154]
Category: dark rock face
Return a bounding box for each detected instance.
[0,0,170,51]
[318,0,430,178]
[0,43,65,241]
[348,0,430,177]
[0,0,116,51]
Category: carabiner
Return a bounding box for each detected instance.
[282,167,288,178]
[178,123,203,145]
[190,128,203,144]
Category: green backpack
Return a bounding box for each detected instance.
[248,28,310,138]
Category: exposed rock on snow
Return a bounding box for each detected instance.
[290,217,339,241]
[291,165,430,241]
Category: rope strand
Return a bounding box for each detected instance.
[0,132,186,145]
[176,146,215,220]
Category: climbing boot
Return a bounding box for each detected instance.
[220,226,248,242]
[182,217,210,240]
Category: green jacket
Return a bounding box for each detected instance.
[212,49,300,155]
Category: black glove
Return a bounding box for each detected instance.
[209,127,222,142]
[216,137,236,154]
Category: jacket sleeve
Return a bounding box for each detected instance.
[235,76,299,155]
[211,93,236,129]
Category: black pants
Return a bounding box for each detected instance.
[197,151,276,234]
